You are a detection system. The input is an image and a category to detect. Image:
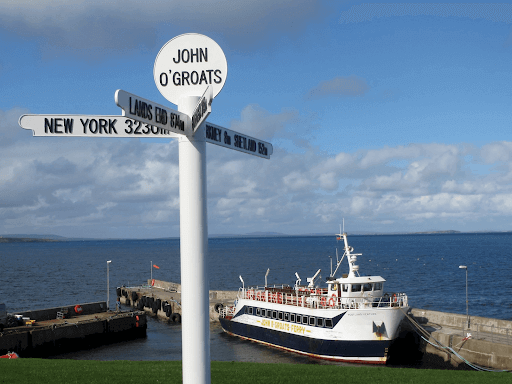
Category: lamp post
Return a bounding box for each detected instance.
[459,265,469,328]
[107,260,112,310]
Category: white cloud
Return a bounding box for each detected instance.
[0,0,328,57]
[3,105,512,237]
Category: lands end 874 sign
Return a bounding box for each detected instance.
[154,34,228,105]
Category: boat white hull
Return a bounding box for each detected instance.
[219,299,408,364]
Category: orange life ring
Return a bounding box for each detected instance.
[74,305,83,314]
[328,295,336,307]
[320,296,327,307]
[277,292,282,304]
[249,290,254,300]
[392,294,397,303]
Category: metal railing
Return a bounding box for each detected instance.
[235,286,408,310]
[461,322,512,346]
[219,305,236,319]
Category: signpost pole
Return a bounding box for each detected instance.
[178,96,210,384]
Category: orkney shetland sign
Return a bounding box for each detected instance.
[115,89,191,135]
[154,33,228,105]
[191,86,212,133]
[205,122,273,159]
[18,114,177,138]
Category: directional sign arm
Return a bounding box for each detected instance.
[18,114,179,138]
[115,89,191,136]
[191,86,212,134]
[204,122,273,159]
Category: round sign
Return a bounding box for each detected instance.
[154,33,228,105]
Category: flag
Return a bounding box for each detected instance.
[153,264,160,269]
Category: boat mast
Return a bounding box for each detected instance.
[332,221,361,278]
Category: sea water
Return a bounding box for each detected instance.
[1,233,511,361]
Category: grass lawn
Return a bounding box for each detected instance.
[1,360,510,384]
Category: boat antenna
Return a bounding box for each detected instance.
[265,268,270,288]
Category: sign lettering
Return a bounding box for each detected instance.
[19,115,174,138]
[191,86,212,133]
[154,34,228,105]
[115,89,191,136]
[258,319,306,335]
[205,122,273,159]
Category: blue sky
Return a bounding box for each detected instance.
[1,1,512,238]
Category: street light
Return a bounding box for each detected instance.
[459,265,469,328]
[107,260,112,310]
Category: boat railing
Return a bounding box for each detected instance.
[219,305,236,319]
[237,287,408,310]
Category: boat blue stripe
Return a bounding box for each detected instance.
[219,317,390,359]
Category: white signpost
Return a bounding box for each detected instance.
[153,33,230,384]
[18,32,272,384]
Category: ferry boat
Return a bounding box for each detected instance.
[219,231,409,364]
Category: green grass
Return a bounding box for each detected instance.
[0,360,509,384]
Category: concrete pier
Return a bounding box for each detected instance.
[118,280,237,323]
[406,308,512,371]
[0,301,146,357]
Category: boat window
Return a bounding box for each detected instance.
[256,308,261,316]
[248,307,253,315]
[316,318,324,327]
[325,318,333,328]
[266,309,272,318]
[296,314,302,323]
[309,317,315,326]
[351,284,362,292]
[272,311,277,319]
[363,283,372,292]
[342,284,349,292]
[278,311,283,321]
[290,313,296,323]
[284,312,290,322]
[302,316,308,325]
[374,283,383,291]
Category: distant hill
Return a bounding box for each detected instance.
[411,230,461,234]
[1,234,69,240]
[0,237,59,243]
[2,229,511,242]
